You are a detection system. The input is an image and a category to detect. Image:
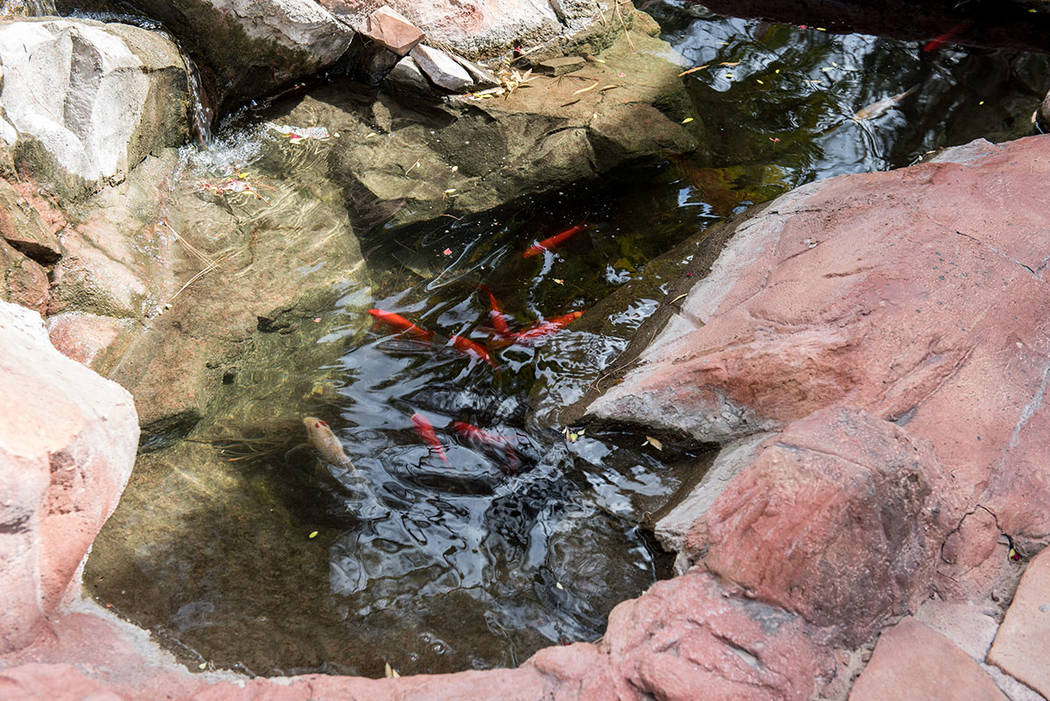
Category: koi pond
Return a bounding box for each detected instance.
[85,0,1049,678]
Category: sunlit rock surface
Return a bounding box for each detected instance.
[0,301,137,652]
[587,134,1050,695]
[0,17,191,196]
[320,0,615,58]
[123,0,353,113]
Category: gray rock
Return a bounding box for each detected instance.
[387,56,433,93]
[125,0,354,113]
[410,44,474,93]
[0,18,191,197]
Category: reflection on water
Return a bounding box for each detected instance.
[86,0,1048,677]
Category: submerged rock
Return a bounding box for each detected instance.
[0,17,192,198]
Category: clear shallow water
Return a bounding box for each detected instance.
[87,1,1049,678]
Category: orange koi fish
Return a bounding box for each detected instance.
[922,21,970,52]
[509,311,583,345]
[523,224,588,258]
[480,285,511,335]
[368,308,434,341]
[452,422,521,475]
[411,413,449,463]
[451,334,497,367]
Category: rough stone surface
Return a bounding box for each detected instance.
[47,312,127,367]
[361,5,424,55]
[849,618,1007,701]
[320,0,614,59]
[0,17,191,196]
[410,44,475,92]
[0,179,62,264]
[655,431,771,572]
[988,548,1050,698]
[695,407,946,644]
[125,0,353,114]
[0,239,48,313]
[588,135,1050,605]
[916,599,1044,701]
[0,301,138,652]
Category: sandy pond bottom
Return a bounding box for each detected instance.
[86,1,1049,679]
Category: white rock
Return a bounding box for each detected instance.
[0,18,190,191]
[410,44,474,93]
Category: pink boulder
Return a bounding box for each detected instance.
[693,407,947,644]
[988,547,1050,697]
[592,134,1050,608]
[0,301,138,651]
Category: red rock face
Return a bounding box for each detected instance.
[594,134,1050,608]
[696,407,946,645]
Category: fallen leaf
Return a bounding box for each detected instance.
[756,79,765,85]
[719,61,741,66]
[443,188,457,194]
[681,117,694,124]
[555,582,564,590]
[443,248,453,256]
[385,662,400,678]
[553,279,565,285]
[308,530,319,539]
[198,662,207,670]
[573,80,600,95]
[644,436,663,450]
[678,64,709,76]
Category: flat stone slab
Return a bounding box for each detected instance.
[850,617,1007,701]
[537,56,587,76]
[988,548,1050,697]
[410,44,474,92]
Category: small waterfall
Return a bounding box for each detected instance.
[181,49,214,143]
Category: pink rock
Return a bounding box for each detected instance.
[0,240,49,314]
[361,6,425,55]
[589,135,1050,603]
[988,548,1050,697]
[0,301,138,651]
[47,312,126,367]
[694,407,946,644]
[849,617,1006,700]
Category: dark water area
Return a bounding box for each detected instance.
[86,0,1049,679]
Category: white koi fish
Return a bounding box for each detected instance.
[853,85,918,121]
[302,416,354,468]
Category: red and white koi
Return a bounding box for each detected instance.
[523,223,588,258]
[368,308,435,341]
[411,413,449,463]
[303,416,354,468]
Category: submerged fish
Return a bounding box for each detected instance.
[450,334,497,367]
[303,416,354,468]
[853,86,918,121]
[480,285,511,336]
[922,20,971,52]
[452,421,520,474]
[411,413,449,463]
[368,308,434,341]
[509,311,583,345]
[523,223,588,258]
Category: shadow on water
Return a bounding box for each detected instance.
[86,0,1049,678]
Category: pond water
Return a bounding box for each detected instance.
[86,0,1048,678]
